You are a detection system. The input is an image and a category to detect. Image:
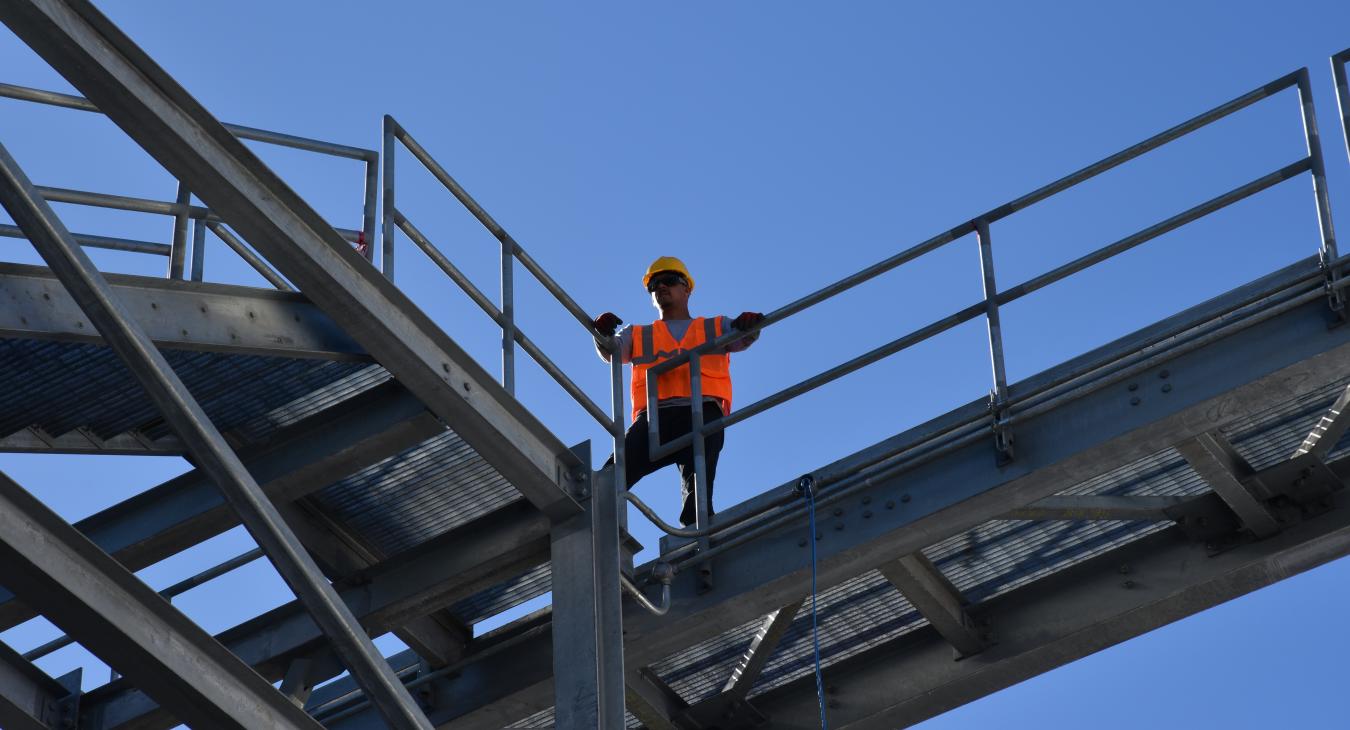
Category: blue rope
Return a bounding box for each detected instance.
[800,478,828,729]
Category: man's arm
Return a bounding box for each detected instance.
[723,312,764,353]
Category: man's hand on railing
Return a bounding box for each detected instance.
[732,311,764,331]
[594,311,623,337]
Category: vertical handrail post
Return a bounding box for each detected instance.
[689,354,713,589]
[1295,68,1342,314]
[361,153,378,265]
[189,217,206,282]
[168,182,189,279]
[1332,52,1350,169]
[501,242,516,394]
[646,361,663,456]
[381,116,396,280]
[976,219,1014,464]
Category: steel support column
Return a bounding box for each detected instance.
[551,443,625,728]
[0,138,429,730]
[0,471,320,729]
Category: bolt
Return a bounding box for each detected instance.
[442,362,451,372]
[1159,369,1170,379]
[1130,396,1141,406]
[1122,580,1136,589]
[150,302,158,309]
[463,381,471,392]
[199,306,206,313]
[901,494,911,503]
[863,510,873,519]
[885,500,896,509]
[1128,382,1139,392]
[862,495,872,505]
[1161,383,1172,393]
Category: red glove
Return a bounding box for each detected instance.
[593,312,623,336]
[732,311,764,331]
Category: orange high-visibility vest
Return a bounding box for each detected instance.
[630,317,732,421]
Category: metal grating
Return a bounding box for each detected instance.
[0,338,368,442]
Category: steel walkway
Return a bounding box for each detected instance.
[1,1,1350,728]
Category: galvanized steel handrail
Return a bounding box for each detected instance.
[0,81,378,282]
[21,547,266,662]
[381,115,622,437]
[1334,48,1350,164]
[635,65,1339,546]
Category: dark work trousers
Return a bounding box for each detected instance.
[606,402,725,526]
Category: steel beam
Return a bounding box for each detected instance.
[0,642,76,730]
[84,500,550,730]
[550,446,625,728]
[0,133,431,728]
[746,491,1350,728]
[1294,382,1350,459]
[0,380,441,632]
[327,258,1350,728]
[0,470,322,729]
[878,553,985,657]
[0,0,580,521]
[625,667,688,730]
[1003,494,1188,521]
[1177,432,1280,537]
[0,261,366,360]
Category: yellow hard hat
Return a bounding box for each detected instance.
[643,256,695,292]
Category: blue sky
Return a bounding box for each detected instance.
[3,1,1350,726]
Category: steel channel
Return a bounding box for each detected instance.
[168,182,189,279]
[204,221,293,290]
[382,116,396,279]
[0,141,432,730]
[396,211,616,433]
[189,217,206,281]
[386,118,598,333]
[1335,50,1350,164]
[0,222,169,255]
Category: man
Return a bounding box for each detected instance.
[594,256,763,526]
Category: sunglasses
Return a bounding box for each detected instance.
[647,273,688,292]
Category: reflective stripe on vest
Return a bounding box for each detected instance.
[630,317,732,421]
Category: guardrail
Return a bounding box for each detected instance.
[629,64,1343,559]
[0,82,376,286]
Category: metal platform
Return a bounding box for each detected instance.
[1,2,1350,729]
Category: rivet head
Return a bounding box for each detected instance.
[885,500,895,509]
[1159,369,1170,379]
[1130,396,1141,406]
[463,382,471,392]
[1161,383,1172,393]
[1127,382,1139,391]
[900,494,911,503]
